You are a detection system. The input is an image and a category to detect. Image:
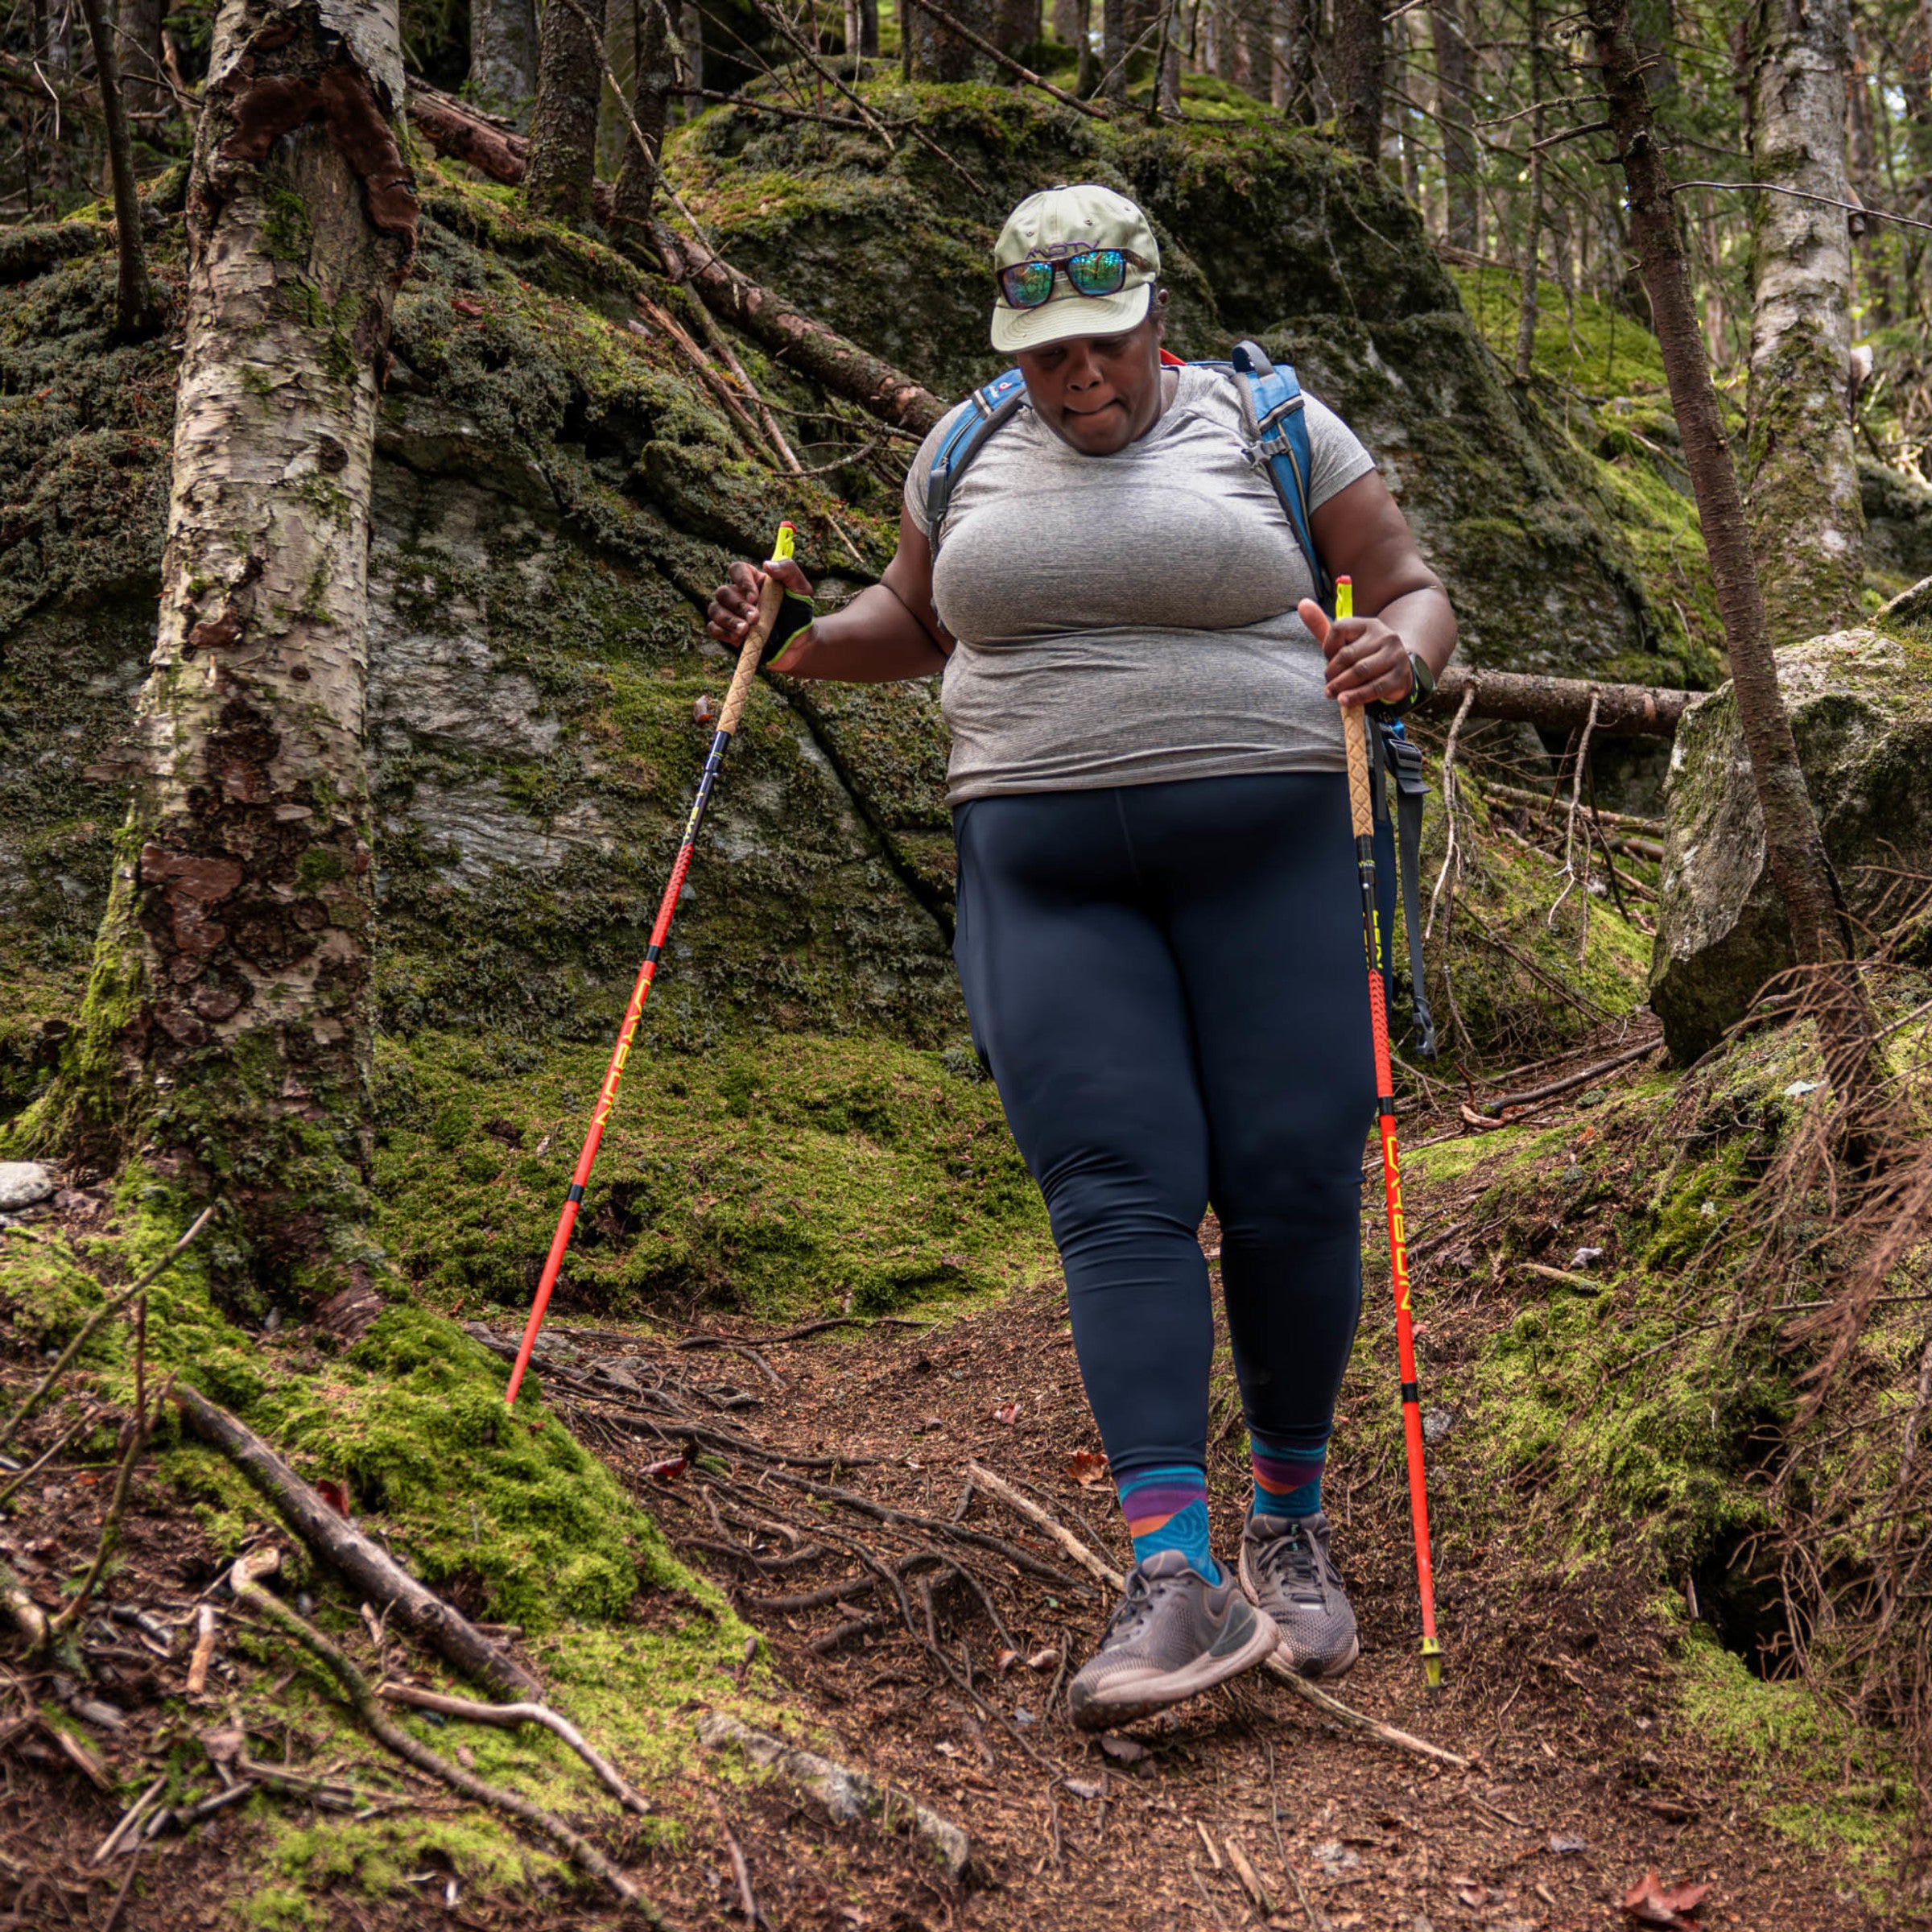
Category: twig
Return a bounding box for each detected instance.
[1547,689,1599,948]
[1668,180,1932,235]
[231,1553,666,1920]
[0,1406,99,1511]
[964,1462,1117,1592]
[378,1683,651,1815]
[1225,1835,1271,1915]
[185,1602,217,1695]
[675,1315,931,1349]
[710,1794,762,1925]
[92,1776,166,1864]
[51,1381,170,1642]
[0,1205,218,1455]
[1426,683,1477,941]
[100,1841,147,1931]
[1190,1867,1234,1932]
[1476,1037,1657,1114]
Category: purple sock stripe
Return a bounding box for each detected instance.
[1251,1451,1325,1494]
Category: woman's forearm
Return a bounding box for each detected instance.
[771,582,949,682]
[1381,584,1457,675]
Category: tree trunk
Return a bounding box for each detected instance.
[996,0,1041,51]
[1154,0,1181,109]
[679,1,703,109]
[1513,0,1542,384]
[909,0,995,78]
[613,0,671,228]
[526,0,603,221]
[1053,0,1080,43]
[1332,0,1383,161]
[1100,0,1127,96]
[32,0,416,1302]
[115,0,166,115]
[597,0,636,180]
[77,0,159,337]
[469,0,538,121]
[1740,0,1864,643]
[1587,0,1876,1097]
[1430,0,1476,250]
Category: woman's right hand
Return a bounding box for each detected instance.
[706,557,816,650]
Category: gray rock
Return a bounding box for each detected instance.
[0,1162,56,1212]
[1649,629,1932,1061]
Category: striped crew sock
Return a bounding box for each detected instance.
[1117,1465,1220,1583]
[1249,1426,1326,1521]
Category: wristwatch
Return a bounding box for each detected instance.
[1372,652,1435,721]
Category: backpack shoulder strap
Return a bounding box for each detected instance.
[1376,719,1439,1060]
[1224,340,1331,609]
[926,368,1030,551]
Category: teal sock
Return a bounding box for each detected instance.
[1249,1426,1326,1521]
[1117,1468,1221,1583]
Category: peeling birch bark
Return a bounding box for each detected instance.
[36,0,415,1301]
[1741,0,1864,642]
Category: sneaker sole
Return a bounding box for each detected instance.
[1236,1542,1361,1681]
[1067,1604,1282,1732]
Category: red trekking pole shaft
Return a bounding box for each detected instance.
[504,526,795,1407]
[1335,576,1444,1688]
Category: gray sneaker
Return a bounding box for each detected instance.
[1067,1551,1280,1732]
[1238,1512,1360,1679]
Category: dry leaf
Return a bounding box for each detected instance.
[1024,1647,1057,1670]
[996,1649,1020,1673]
[1098,1733,1146,1763]
[1620,1868,1711,1927]
[993,1402,1020,1426]
[1064,1450,1109,1487]
[642,1455,688,1480]
[452,296,485,317]
[316,1478,351,1519]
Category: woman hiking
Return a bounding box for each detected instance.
[706,184,1457,1730]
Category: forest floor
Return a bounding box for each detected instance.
[0,1034,1904,1932]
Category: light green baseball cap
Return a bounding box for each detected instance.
[989,184,1162,354]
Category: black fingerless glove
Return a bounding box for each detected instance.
[761,592,816,667]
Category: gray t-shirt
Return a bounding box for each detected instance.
[905,365,1377,804]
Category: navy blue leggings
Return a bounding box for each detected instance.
[952,774,1375,1487]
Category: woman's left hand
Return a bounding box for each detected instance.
[1297,598,1414,708]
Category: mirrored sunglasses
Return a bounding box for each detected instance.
[997,246,1152,311]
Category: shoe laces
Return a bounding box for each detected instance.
[1254,1521,1332,1607]
[1100,1568,1174,1649]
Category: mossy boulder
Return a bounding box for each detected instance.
[1649,628,1932,1062]
[1861,458,1932,601]
[672,85,1717,690]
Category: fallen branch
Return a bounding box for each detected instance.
[50,1380,171,1643]
[0,1204,218,1456]
[1477,1037,1657,1115]
[699,1710,969,1879]
[231,1554,664,1920]
[378,1682,652,1815]
[174,1385,541,1701]
[402,80,947,438]
[1478,778,1663,836]
[675,1315,931,1350]
[967,1462,1474,1772]
[1432,665,1692,738]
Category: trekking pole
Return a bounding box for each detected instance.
[1335,574,1445,1690]
[504,523,797,1408]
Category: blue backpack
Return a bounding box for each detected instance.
[927,339,1438,1060]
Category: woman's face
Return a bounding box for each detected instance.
[1014,306,1166,456]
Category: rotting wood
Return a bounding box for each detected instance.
[230,1552,664,1920]
[698,1710,970,1879]
[968,1461,1475,1770]
[1432,665,1692,737]
[174,1385,541,1700]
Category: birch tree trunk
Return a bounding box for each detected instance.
[469,0,538,120]
[31,0,416,1303]
[1740,0,1864,642]
[1587,0,1877,1109]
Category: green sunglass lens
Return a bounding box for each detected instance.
[1066,250,1128,296]
[1001,260,1056,308]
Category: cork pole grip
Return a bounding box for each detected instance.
[719,569,786,737]
[1343,703,1375,840]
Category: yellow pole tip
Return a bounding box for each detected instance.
[772,522,795,562]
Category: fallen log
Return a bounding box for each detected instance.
[402,80,946,436]
[1432,665,1694,738]
[174,1385,542,1701]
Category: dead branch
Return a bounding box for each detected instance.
[378,1682,652,1814]
[963,1462,1117,1592]
[698,1710,969,1879]
[1476,1036,1658,1116]
[0,1406,100,1510]
[1426,683,1477,941]
[0,1205,218,1456]
[1476,779,1663,836]
[675,1315,931,1349]
[230,1553,664,1920]
[174,1385,541,1700]
[1433,664,1691,737]
[50,1380,171,1643]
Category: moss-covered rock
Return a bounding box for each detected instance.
[1649,627,1932,1062]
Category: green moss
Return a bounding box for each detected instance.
[1680,1641,1913,1885]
